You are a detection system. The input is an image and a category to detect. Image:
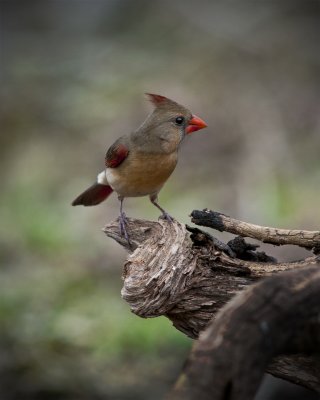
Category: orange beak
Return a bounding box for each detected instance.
[186,114,207,134]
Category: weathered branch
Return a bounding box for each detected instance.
[104,218,319,337]
[168,265,320,400]
[191,209,320,251]
[103,215,320,393]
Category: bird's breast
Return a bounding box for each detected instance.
[106,151,178,197]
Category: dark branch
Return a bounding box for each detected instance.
[191,209,320,252]
[168,265,320,400]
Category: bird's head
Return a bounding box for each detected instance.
[146,93,207,134]
[133,93,207,153]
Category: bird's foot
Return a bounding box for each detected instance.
[119,211,131,245]
[159,211,174,223]
[150,196,174,223]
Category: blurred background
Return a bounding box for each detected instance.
[1,1,320,399]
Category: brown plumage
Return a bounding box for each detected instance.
[72,93,207,242]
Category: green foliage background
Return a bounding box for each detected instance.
[1,1,319,399]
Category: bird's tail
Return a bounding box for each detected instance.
[72,183,113,206]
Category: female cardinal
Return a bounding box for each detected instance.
[72,93,207,241]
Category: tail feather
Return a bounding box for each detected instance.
[72,183,113,206]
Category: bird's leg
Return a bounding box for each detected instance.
[118,196,130,243]
[150,194,173,222]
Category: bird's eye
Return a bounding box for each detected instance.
[175,116,184,125]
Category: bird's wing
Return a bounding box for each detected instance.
[105,138,129,168]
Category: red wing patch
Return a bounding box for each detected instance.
[105,141,129,168]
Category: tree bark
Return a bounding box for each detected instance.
[103,212,320,396]
[191,209,320,251]
[168,265,320,400]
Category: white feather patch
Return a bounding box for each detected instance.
[97,170,108,185]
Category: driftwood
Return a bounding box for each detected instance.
[103,209,320,398]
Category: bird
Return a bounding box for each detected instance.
[72,93,207,242]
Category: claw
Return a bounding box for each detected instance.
[118,197,131,246]
[119,211,128,236]
[160,211,174,223]
[119,211,131,245]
